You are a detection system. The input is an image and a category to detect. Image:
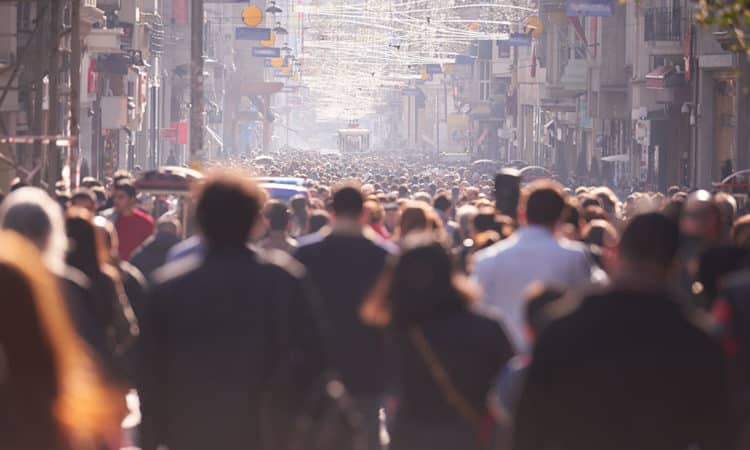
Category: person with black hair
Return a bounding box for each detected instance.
[139,172,325,450]
[71,188,97,213]
[295,183,391,450]
[433,192,458,244]
[111,180,154,260]
[513,213,734,450]
[130,216,182,283]
[261,199,297,253]
[473,180,598,351]
[361,235,514,450]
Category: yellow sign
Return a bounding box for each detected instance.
[524,16,544,38]
[241,6,263,27]
[261,31,276,47]
[189,160,203,172]
[270,57,284,68]
[281,65,292,74]
[421,68,429,80]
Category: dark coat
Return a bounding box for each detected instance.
[139,246,325,450]
[389,308,514,450]
[294,232,390,396]
[130,232,181,282]
[513,287,735,450]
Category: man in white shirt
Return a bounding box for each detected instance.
[473,180,599,351]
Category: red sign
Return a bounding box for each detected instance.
[172,0,188,24]
[177,121,189,145]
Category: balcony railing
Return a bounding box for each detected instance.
[644,7,682,42]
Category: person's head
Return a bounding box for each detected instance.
[519,180,567,228]
[522,282,566,342]
[308,210,331,233]
[433,192,452,214]
[667,185,680,198]
[156,215,181,237]
[331,183,365,221]
[112,169,132,185]
[583,219,619,272]
[112,180,138,215]
[361,234,478,328]
[714,192,737,238]
[289,194,310,218]
[10,177,28,191]
[65,208,105,276]
[680,190,722,242]
[0,187,67,275]
[616,213,680,281]
[364,200,385,227]
[661,198,685,223]
[0,231,125,446]
[264,199,291,233]
[194,171,266,247]
[456,204,479,239]
[591,187,618,217]
[384,202,401,230]
[399,202,432,238]
[81,176,101,189]
[71,189,97,213]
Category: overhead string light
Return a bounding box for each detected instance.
[295,0,536,121]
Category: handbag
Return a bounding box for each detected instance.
[409,326,497,449]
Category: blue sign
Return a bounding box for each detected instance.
[425,64,442,74]
[274,71,292,78]
[498,33,532,47]
[235,27,271,41]
[565,0,614,16]
[454,55,475,65]
[252,47,281,58]
[403,88,422,96]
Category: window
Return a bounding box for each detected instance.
[479,60,491,101]
[498,45,511,59]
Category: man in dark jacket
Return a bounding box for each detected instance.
[139,173,324,450]
[130,216,181,282]
[513,213,735,450]
[295,184,391,450]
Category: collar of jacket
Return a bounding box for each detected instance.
[327,220,381,242]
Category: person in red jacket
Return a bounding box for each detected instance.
[112,180,154,261]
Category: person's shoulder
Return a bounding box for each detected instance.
[255,247,306,281]
[133,208,155,224]
[151,254,204,288]
[59,264,92,291]
[470,307,516,341]
[120,260,148,288]
[474,235,518,266]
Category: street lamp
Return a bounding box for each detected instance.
[273,22,288,35]
[265,1,282,14]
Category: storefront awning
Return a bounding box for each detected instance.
[645,66,684,90]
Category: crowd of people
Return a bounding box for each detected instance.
[1,150,750,450]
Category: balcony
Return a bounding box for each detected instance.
[644,7,682,42]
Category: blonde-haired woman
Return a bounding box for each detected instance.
[0,231,126,450]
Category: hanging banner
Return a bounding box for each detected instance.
[236,27,272,41]
[252,47,281,58]
[425,64,443,74]
[454,55,475,65]
[565,0,614,16]
[497,33,532,47]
